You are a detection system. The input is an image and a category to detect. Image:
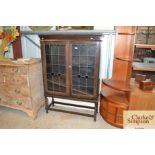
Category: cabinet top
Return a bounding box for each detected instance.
[21,30,115,36]
[0,58,41,66]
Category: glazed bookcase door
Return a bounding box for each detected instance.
[71,42,100,99]
[42,41,69,96]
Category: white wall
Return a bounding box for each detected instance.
[20,26,41,58]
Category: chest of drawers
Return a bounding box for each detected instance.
[0,58,45,119]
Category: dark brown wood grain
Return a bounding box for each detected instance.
[40,34,102,120]
[12,26,23,59]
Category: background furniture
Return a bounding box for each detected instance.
[0,58,44,119]
[135,26,155,45]
[133,26,155,78]
[129,79,155,110]
[40,34,102,121]
[100,26,136,128]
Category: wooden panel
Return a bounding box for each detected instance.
[114,35,135,58]
[106,113,115,123]
[117,108,124,116]
[116,26,136,34]
[101,84,129,105]
[135,44,155,49]
[112,26,136,83]
[102,79,131,92]
[116,116,123,125]
[12,27,23,59]
[100,90,128,128]
[40,35,102,41]
[112,59,130,81]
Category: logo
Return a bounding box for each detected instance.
[123,111,155,129]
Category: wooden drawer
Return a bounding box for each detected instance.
[116,116,123,125]
[107,103,116,114]
[0,74,5,84]
[100,96,128,128]
[4,66,28,75]
[0,85,30,98]
[0,66,5,73]
[106,113,115,123]
[116,26,136,34]
[5,74,29,86]
[0,95,32,109]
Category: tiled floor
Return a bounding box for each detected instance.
[0,105,117,129]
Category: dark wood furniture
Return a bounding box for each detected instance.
[100,26,136,128]
[12,26,23,59]
[40,34,102,121]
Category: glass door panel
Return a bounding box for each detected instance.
[71,43,97,98]
[45,43,67,95]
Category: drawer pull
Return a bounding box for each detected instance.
[15,89,20,94]
[16,100,22,105]
[0,98,1,101]
[14,68,19,73]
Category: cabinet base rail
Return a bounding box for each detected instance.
[45,97,98,121]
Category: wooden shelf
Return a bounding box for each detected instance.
[133,62,155,72]
[115,57,132,62]
[118,33,135,35]
[101,85,129,106]
[102,79,131,92]
[135,44,155,49]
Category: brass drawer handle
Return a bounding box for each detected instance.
[16,100,22,105]
[0,98,1,101]
[14,68,19,73]
[15,89,20,94]
[13,68,19,73]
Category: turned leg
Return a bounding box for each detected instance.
[94,102,98,122]
[51,97,55,106]
[45,97,48,113]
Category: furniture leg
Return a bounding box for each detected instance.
[45,97,48,113]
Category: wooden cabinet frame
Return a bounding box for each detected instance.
[40,35,102,121]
